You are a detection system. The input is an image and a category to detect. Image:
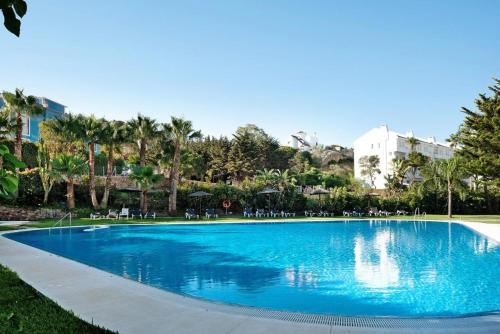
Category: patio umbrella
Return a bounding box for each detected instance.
[257,188,281,212]
[188,191,213,216]
[311,188,330,208]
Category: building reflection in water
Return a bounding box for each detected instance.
[354,230,400,291]
[285,266,318,288]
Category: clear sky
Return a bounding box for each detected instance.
[1,0,499,146]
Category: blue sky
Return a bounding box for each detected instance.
[1,0,499,146]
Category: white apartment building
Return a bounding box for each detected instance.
[353,125,454,189]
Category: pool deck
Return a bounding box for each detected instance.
[0,220,499,334]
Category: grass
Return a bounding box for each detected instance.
[10,213,499,229]
[0,265,115,334]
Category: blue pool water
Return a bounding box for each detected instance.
[5,221,499,317]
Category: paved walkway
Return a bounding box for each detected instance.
[0,221,499,334]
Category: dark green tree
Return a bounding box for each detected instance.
[453,78,499,212]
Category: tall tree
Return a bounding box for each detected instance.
[52,155,87,209]
[0,110,16,139]
[81,115,104,209]
[100,120,128,208]
[2,89,44,160]
[129,166,163,214]
[128,114,158,167]
[359,155,381,188]
[406,136,419,153]
[163,117,201,214]
[37,140,56,204]
[453,78,500,212]
[42,113,84,155]
[422,157,467,218]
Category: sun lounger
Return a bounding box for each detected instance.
[131,209,143,219]
[185,208,198,219]
[243,208,254,217]
[205,208,218,219]
[119,208,129,219]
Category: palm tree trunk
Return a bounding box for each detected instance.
[101,144,114,209]
[88,142,99,209]
[139,139,146,167]
[168,143,181,215]
[14,111,23,160]
[447,179,452,218]
[142,190,148,214]
[139,139,146,210]
[67,179,75,209]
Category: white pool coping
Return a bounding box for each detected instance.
[0,220,499,334]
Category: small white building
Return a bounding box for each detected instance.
[287,131,318,151]
[353,125,454,189]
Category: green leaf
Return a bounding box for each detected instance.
[2,7,20,36]
[13,0,25,17]
[0,144,8,155]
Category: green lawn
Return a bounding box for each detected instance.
[7,214,498,230]
[0,265,115,334]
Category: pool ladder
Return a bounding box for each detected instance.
[413,208,427,220]
[50,212,72,230]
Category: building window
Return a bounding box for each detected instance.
[371,144,373,149]
[378,143,380,148]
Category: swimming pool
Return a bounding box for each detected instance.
[5,221,499,317]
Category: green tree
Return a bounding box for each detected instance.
[128,114,158,167]
[422,157,467,218]
[453,78,500,212]
[2,89,44,160]
[42,113,84,155]
[255,168,277,187]
[52,155,87,209]
[163,117,201,215]
[80,115,105,209]
[206,136,231,182]
[100,120,128,208]
[0,144,25,198]
[1,0,27,37]
[359,155,381,188]
[0,110,16,139]
[406,136,419,152]
[406,152,428,186]
[226,129,262,182]
[36,140,56,204]
[129,166,163,214]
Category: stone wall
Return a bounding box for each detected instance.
[0,205,65,221]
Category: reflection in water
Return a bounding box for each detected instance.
[285,266,318,288]
[354,230,400,290]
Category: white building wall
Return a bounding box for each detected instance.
[354,125,454,189]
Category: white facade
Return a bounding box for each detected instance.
[353,125,454,189]
[287,131,318,151]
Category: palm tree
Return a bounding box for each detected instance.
[422,157,467,218]
[255,168,277,186]
[100,120,128,208]
[128,114,158,167]
[163,117,201,214]
[129,166,163,214]
[43,113,83,154]
[275,169,296,190]
[2,89,44,160]
[52,155,87,209]
[406,136,419,153]
[37,140,56,204]
[80,115,105,209]
[0,110,16,139]
[128,114,158,210]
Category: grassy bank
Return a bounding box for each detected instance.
[0,265,114,334]
[1,214,496,230]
